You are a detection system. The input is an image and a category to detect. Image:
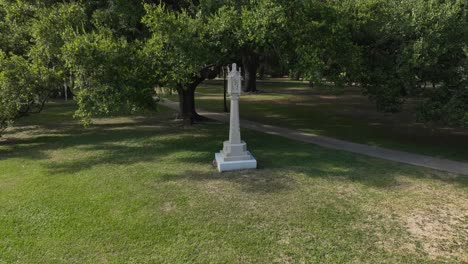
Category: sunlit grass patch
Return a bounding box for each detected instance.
[169,79,468,162]
[0,101,466,263]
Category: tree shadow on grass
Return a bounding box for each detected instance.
[2,116,466,191]
[246,131,468,189]
[0,117,187,163]
[159,169,296,194]
[160,129,467,192]
[55,126,468,189]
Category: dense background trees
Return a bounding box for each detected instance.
[341,0,467,121]
[0,0,467,135]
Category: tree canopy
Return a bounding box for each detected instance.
[0,0,467,135]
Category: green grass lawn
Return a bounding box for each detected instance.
[167,80,468,162]
[1,101,467,263]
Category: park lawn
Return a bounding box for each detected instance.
[1,101,467,263]
[167,80,468,162]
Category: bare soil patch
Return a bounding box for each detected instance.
[405,203,468,260]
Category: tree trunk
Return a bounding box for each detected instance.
[66,86,74,100]
[242,50,259,92]
[258,64,265,80]
[292,71,301,81]
[175,66,219,125]
[60,77,75,100]
[176,78,206,125]
[177,85,194,125]
[177,85,203,125]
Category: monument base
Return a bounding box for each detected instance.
[215,152,257,172]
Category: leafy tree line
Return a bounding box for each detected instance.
[341,0,467,128]
[0,0,467,136]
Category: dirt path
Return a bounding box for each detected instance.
[161,100,468,176]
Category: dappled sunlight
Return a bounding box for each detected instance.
[1,102,467,263]
[294,102,336,107]
[43,130,216,175]
[187,81,468,161]
[158,168,296,194]
[264,114,287,119]
[0,0,466,260]
[363,173,468,260]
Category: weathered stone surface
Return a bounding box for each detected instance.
[215,152,257,172]
[215,63,257,172]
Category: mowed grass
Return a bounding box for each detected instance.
[167,80,468,162]
[1,101,467,263]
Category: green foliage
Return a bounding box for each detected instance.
[418,83,468,128]
[196,0,286,52]
[287,0,359,87]
[30,2,87,68]
[143,3,222,87]
[0,0,466,131]
[142,0,287,87]
[235,0,286,52]
[340,0,467,116]
[0,0,160,131]
[0,51,57,134]
[0,0,70,135]
[406,0,468,127]
[62,30,157,125]
[0,0,36,55]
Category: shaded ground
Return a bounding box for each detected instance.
[168,79,468,162]
[0,101,467,263]
[161,99,468,175]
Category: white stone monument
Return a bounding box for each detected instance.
[215,63,257,172]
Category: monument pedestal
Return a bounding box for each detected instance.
[215,152,257,172]
[215,140,257,172]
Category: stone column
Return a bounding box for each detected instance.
[229,93,241,144]
[215,63,257,172]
